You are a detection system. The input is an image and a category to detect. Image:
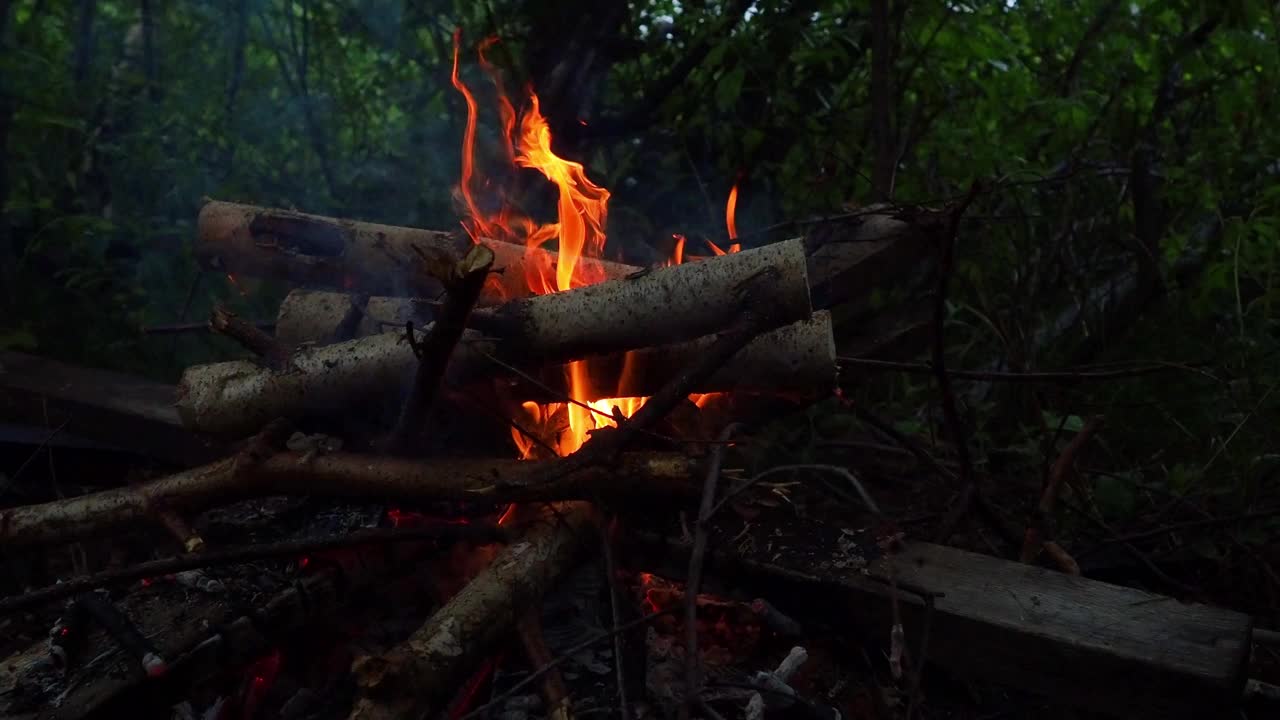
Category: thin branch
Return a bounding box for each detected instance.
[387,243,495,453]
[928,181,983,543]
[0,524,508,615]
[904,595,935,720]
[599,519,631,720]
[458,610,674,720]
[209,305,295,371]
[836,357,1202,384]
[854,408,956,481]
[710,463,881,520]
[855,408,1021,550]
[0,418,70,495]
[1079,507,1280,555]
[1020,416,1104,571]
[146,319,275,335]
[1065,504,1199,596]
[683,422,742,720]
[515,609,571,718]
[580,0,756,139]
[1058,0,1125,95]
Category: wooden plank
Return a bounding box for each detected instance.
[0,351,226,467]
[880,542,1252,719]
[626,522,1252,719]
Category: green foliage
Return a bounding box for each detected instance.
[1,0,1278,580]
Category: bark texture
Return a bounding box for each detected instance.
[348,502,599,720]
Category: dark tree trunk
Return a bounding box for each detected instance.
[140,0,158,101]
[869,0,896,199]
[0,0,15,310]
[226,0,248,116]
[73,0,97,89]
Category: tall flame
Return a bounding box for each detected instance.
[726,182,740,244]
[452,33,734,458]
[451,29,491,241]
[453,33,644,457]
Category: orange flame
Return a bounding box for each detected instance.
[451,29,491,242]
[726,182,740,242]
[670,234,686,267]
[452,32,728,458]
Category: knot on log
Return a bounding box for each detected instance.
[351,651,418,701]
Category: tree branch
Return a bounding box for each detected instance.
[0,523,509,614]
[387,243,495,453]
[580,0,757,138]
[0,452,699,547]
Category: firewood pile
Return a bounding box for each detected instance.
[0,184,960,720]
[3,40,1264,716]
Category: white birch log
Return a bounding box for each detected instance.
[195,200,638,303]
[180,240,818,436]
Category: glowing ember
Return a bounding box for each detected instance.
[225,272,249,298]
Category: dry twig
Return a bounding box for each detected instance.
[0,523,508,615]
[1020,415,1104,571]
[387,243,495,453]
[457,609,674,720]
[209,305,294,372]
[682,423,742,720]
[928,180,983,543]
[836,357,1201,383]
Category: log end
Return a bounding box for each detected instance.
[174,360,271,436]
[194,200,256,269]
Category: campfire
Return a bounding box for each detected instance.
[0,28,1259,720]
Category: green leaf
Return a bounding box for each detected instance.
[705,42,728,68]
[21,109,86,132]
[0,328,38,351]
[1042,411,1085,433]
[1167,464,1201,494]
[716,67,745,111]
[1093,474,1137,520]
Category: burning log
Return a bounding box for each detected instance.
[273,287,836,401]
[196,200,638,302]
[177,330,415,435]
[204,200,929,323]
[180,315,834,436]
[478,237,809,360]
[179,240,818,436]
[348,502,599,720]
[0,452,696,547]
[502,310,836,403]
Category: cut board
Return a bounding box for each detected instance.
[626,520,1253,719]
[879,541,1251,719]
[0,351,226,467]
